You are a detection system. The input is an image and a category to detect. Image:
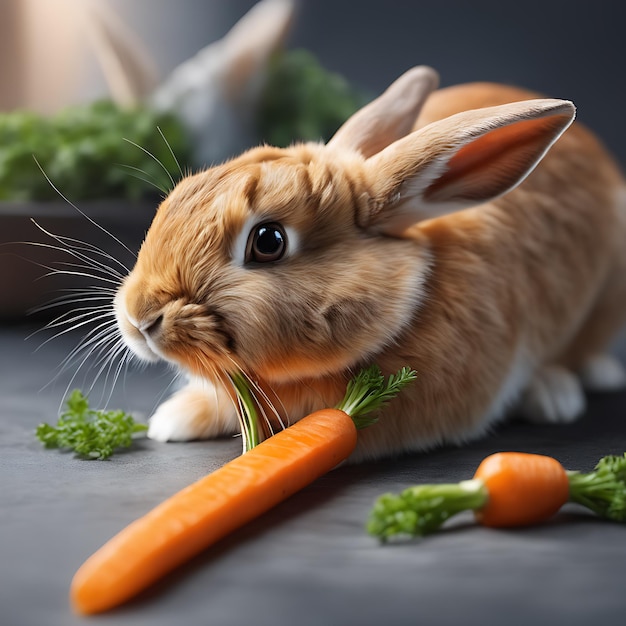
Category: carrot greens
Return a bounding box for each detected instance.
[336,365,417,428]
[567,454,626,521]
[368,480,489,540]
[230,373,262,453]
[35,390,147,460]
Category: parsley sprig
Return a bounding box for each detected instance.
[36,390,147,460]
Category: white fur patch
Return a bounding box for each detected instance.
[148,379,238,442]
[579,354,626,392]
[519,365,586,424]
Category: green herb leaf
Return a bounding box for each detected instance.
[35,390,147,460]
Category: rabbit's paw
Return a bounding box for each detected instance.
[578,354,626,392]
[518,365,586,424]
[148,383,237,442]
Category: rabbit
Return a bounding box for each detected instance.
[87,0,295,166]
[114,65,626,462]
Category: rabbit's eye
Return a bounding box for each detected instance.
[246,222,287,263]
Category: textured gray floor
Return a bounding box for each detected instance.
[2,324,626,626]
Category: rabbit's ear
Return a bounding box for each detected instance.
[221,0,295,100]
[87,1,159,107]
[363,99,575,235]
[328,66,439,157]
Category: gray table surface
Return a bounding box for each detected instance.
[2,324,626,626]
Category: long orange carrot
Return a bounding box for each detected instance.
[367,451,626,539]
[71,409,354,614]
[70,366,416,614]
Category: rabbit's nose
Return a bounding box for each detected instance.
[139,314,164,339]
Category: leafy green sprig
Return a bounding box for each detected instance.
[36,390,147,460]
[336,366,417,429]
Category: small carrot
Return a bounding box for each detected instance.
[367,451,626,540]
[70,366,416,615]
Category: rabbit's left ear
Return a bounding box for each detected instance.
[328,65,439,157]
[362,98,575,235]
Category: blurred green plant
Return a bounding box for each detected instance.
[0,100,191,202]
[0,50,367,202]
[258,49,370,147]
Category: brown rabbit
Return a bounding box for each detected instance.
[115,66,626,461]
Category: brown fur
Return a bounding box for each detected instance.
[115,68,626,461]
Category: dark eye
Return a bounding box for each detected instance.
[246,222,287,263]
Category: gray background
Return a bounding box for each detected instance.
[98,0,626,166]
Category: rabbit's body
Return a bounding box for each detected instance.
[417,82,626,374]
[115,68,626,461]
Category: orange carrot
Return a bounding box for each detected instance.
[473,452,569,527]
[71,409,354,614]
[368,451,626,539]
[70,366,416,614]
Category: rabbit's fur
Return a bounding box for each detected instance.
[115,66,626,461]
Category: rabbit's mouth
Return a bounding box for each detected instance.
[114,288,237,375]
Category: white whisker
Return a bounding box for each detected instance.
[32,294,114,314]
[122,138,175,190]
[40,319,118,402]
[39,267,122,286]
[40,307,115,333]
[27,301,112,337]
[36,311,116,352]
[157,126,184,180]
[29,220,131,276]
[47,232,133,274]
[117,164,169,195]
[225,354,287,432]
[87,339,129,400]
[55,323,121,404]
[52,260,124,281]
[32,156,137,258]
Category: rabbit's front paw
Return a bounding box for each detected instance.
[578,354,626,392]
[518,365,586,424]
[148,383,237,442]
